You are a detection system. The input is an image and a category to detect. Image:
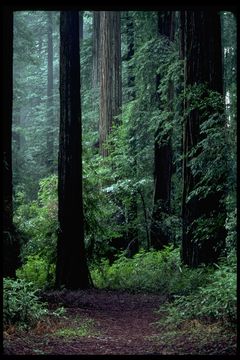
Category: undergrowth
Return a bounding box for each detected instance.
[55,317,97,338]
[91,246,237,326]
[91,245,213,295]
[3,277,65,330]
[156,251,237,327]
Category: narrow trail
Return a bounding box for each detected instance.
[3,289,237,355]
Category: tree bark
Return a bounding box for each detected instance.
[150,11,174,250]
[92,11,100,87]
[125,12,138,254]
[99,11,121,157]
[55,11,90,290]
[180,10,226,267]
[79,11,83,40]
[125,12,135,99]
[46,11,54,173]
[92,11,100,116]
[2,9,20,277]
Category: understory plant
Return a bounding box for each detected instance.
[3,278,48,329]
[13,175,58,289]
[3,277,65,330]
[91,245,212,295]
[157,251,237,327]
[16,254,55,289]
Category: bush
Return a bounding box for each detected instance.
[91,246,211,295]
[16,255,55,290]
[3,278,48,329]
[13,175,58,267]
[158,253,237,326]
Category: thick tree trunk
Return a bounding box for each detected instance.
[79,11,83,40]
[125,12,135,99]
[125,12,138,254]
[92,11,100,87]
[99,11,121,157]
[12,101,21,185]
[112,11,122,124]
[92,11,100,117]
[46,11,54,173]
[55,11,90,290]
[150,11,174,250]
[2,9,20,277]
[181,10,226,267]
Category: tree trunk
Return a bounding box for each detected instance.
[79,11,83,40]
[150,11,175,250]
[46,11,54,173]
[181,10,226,267]
[125,12,138,254]
[99,11,121,157]
[55,11,90,290]
[125,12,135,99]
[92,11,100,116]
[2,9,20,277]
[92,11,100,87]
[112,11,122,125]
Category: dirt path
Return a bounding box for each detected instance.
[3,289,237,355]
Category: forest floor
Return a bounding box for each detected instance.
[3,289,237,356]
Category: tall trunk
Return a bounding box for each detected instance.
[46,11,54,173]
[181,10,225,267]
[79,11,83,40]
[99,11,121,157]
[12,95,21,186]
[112,11,122,125]
[150,11,175,250]
[92,11,100,117]
[125,12,138,254]
[2,9,20,277]
[125,12,135,99]
[55,11,90,290]
[92,11,100,87]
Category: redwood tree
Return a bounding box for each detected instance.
[150,11,175,250]
[92,11,100,88]
[125,11,138,255]
[2,8,20,277]
[180,10,226,267]
[99,11,121,157]
[46,11,54,173]
[55,11,90,289]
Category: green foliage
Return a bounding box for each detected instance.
[83,149,124,258]
[13,11,60,201]
[181,84,231,254]
[14,175,58,289]
[14,174,58,264]
[158,253,237,326]
[12,11,236,296]
[3,278,48,329]
[16,255,55,289]
[225,193,237,251]
[184,85,228,202]
[91,246,211,295]
[55,318,96,338]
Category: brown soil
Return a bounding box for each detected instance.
[3,289,237,355]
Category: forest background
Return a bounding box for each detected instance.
[1,6,237,351]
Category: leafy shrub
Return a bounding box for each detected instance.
[16,255,55,289]
[13,174,58,265]
[14,175,58,290]
[158,253,237,326]
[3,278,48,329]
[91,246,211,295]
[225,193,237,251]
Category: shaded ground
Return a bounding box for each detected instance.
[3,289,237,355]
